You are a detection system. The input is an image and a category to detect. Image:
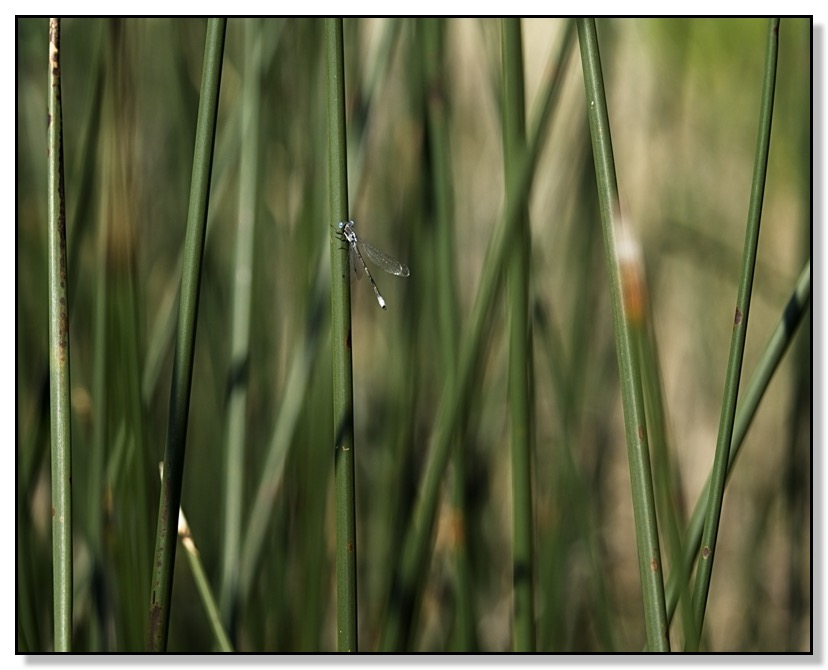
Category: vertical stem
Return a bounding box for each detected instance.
[219,17,262,638]
[661,261,810,638]
[689,18,780,649]
[325,17,358,653]
[379,20,575,652]
[639,312,699,649]
[420,16,476,651]
[501,17,536,652]
[47,16,73,653]
[576,17,669,652]
[147,17,226,652]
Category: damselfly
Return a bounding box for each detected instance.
[338,220,409,310]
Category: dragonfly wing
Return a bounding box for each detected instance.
[360,240,410,277]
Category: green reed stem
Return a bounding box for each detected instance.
[219,17,263,638]
[688,17,780,651]
[420,16,477,651]
[639,311,698,649]
[239,256,329,604]
[501,17,536,652]
[178,508,234,652]
[379,18,575,652]
[661,261,809,636]
[576,17,669,652]
[47,16,73,653]
[147,17,226,652]
[325,17,358,653]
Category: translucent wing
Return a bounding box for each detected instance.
[358,240,410,277]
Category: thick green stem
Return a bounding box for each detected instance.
[501,17,536,652]
[576,17,669,651]
[325,17,358,653]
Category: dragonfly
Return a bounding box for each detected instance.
[338,220,410,310]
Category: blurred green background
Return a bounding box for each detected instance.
[17,17,810,652]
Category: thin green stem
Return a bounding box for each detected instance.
[420,16,476,651]
[178,509,234,652]
[88,72,107,650]
[239,257,329,603]
[66,20,104,323]
[688,17,780,651]
[379,18,575,652]
[47,16,73,653]
[501,17,536,652]
[147,17,226,652]
[325,17,358,653]
[219,17,263,638]
[576,17,669,652]
[639,312,698,649]
[96,22,154,650]
[666,260,809,636]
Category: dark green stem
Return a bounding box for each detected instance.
[501,17,536,652]
[662,261,810,639]
[420,17,475,651]
[147,17,226,652]
[379,18,575,652]
[688,17,780,651]
[219,17,263,638]
[325,17,358,653]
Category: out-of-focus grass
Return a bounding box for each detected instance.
[16,18,810,652]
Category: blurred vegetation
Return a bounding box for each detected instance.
[17,17,810,652]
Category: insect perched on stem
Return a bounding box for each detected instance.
[338,220,410,310]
